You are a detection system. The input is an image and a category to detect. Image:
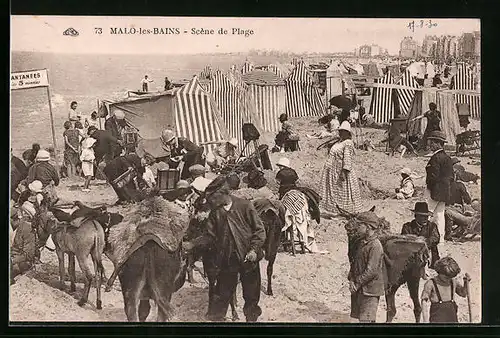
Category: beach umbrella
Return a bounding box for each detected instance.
[329,95,354,110]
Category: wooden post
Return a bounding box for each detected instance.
[45,70,59,171]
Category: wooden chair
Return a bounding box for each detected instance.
[284,139,301,152]
[282,226,305,256]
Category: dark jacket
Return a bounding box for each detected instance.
[448,180,472,206]
[401,219,440,248]
[92,129,122,162]
[104,116,122,140]
[192,196,266,267]
[12,155,28,178]
[349,235,386,297]
[426,149,453,203]
[11,219,39,265]
[27,162,60,187]
[103,154,145,181]
[169,137,204,179]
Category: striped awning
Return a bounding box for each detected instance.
[451,63,481,119]
[174,76,227,152]
[396,70,421,116]
[369,71,396,124]
[285,62,325,118]
[243,70,286,133]
[241,61,255,75]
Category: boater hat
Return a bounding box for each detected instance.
[114,110,125,119]
[411,202,433,216]
[276,157,291,168]
[35,150,50,162]
[228,138,238,147]
[338,121,352,134]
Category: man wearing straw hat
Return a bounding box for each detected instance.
[104,109,126,142]
[183,176,266,322]
[25,150,59,207]
[402,202,441,268]
[425,130,454,248]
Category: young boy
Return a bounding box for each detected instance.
[421,256,471,323]
[80,137,96,192]
[63,120,80,178]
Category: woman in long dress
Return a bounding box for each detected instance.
[319,121,362,216]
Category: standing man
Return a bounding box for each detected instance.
[68,101,82,125]
[411,102,442,152]
[141,75,154,92]
[104,110,126,142]
[402,202,441,268]
[425,130,453,248]
[183,176,266,322]
[348,211,385,323]
[88,126,122,165]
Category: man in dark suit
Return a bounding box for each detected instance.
[402,202,441,268]
[425,130,453,247]
[104,110,126,142]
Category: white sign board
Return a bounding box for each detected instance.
[11,69,49,90]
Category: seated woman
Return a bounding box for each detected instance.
[307,113,340,139]
[445,198,481,240]
[274,113,296,153]
[205,138,238,170]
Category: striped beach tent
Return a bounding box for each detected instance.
[407,88,438,137]
[451,63,481,119]
[241,60,255,75]
[396,70,421,116]
[174,76,227,151]
[206,71,260,153]
[242,70,286,134]
[369,71,397,124]
[285,62,326,118]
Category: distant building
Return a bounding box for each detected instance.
[399,36,419,58]
[461,32,475,59]
[358,45,371,58]
[421,35,438,58]
[473,31,480,59]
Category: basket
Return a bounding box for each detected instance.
[158,168,180,192]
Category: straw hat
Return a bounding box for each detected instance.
[228,138,238,147]
[338,121,352,134]
[35,150,50,162]
[176,180,191,189]
[356,211,380,230]
[191,177,213,193]
[161,129,176,144]
[114,110,125,119]
[276,158,291,168]
[28,180,43,193]
[188,164,206,176]
[21,201,36,218]
[400,167,412,176]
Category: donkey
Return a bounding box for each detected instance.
[47,202,122,309]
[341,205,430,323]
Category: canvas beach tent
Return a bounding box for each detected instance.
[241,60,255,75]
[102,76,227,158]
[206,71,262,154]
[285,61,326,118]
[362,62,383,78]
[406,62,426,80]
[266,63,293,79]
[369,71,399,124]
[396,70,421,116]
[450,63,481,119]
[406,88,461,146]
[242,70,286,134]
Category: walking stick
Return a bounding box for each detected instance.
[464,275,472,322]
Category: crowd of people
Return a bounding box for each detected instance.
[10,91,479,323]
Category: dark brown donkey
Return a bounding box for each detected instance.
[341,205,430,323]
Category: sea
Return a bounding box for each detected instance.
[10,51,291,154]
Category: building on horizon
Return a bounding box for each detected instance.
[399,36,419,58]
[355,44,388,58]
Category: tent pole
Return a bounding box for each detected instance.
[45,70,60,172]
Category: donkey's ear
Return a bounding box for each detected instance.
[369,206,376,212]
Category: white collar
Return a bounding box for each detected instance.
[431,148,444,156]
[223,200,233,211]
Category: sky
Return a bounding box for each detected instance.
[11,16,480,55]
